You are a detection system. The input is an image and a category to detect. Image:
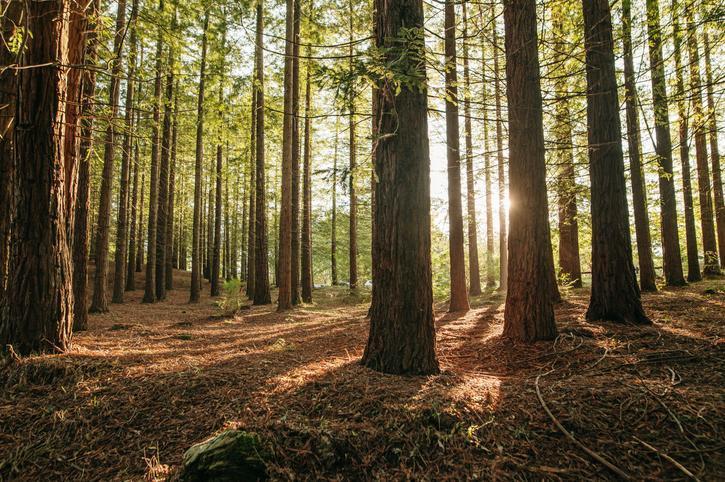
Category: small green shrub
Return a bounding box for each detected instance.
[217,279,246,313]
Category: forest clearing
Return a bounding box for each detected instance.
[1,270,723,480]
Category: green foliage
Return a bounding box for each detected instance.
[217,279,246,313]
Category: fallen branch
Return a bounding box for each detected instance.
[634,436,699,481]
[535,374,631,480]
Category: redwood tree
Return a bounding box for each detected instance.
[501,0,557,342]
[362,0,438,375]
[301,53,314,303]
[582,0,650,324]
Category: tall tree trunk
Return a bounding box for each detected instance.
[190,12,209,303]
[362,0,438,375]
[91,0,127,312]
[301,52,314,303]
[290,0,302,304]
[127,136,140,290]
[551,8,582,288]
[444,0,470,312]
[240,163,247,281]
[278,0,295,310]
[492,8,508,290]
[583,0,650,324]
[501,0,557,342]
[703,31,725,268]
[478,7,495,288]
[166,84,179,289]
[212,144,222,295]
[156,48,175,301]
[204,179,212,280]
[113,0,139,303]
[672,0,701,281]
[72,0,99,331]
[136,170,145,272]
[1,0,77,354]
[686,8,720,275]
[645,0,686,286]
[143,0,165,303]
[331,119,339,286]
[246,86,257,297]
[253,0,272,305]
[622,0,657,291]
[462,2,481,297]
[348,0,358,291]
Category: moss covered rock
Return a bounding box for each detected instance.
[177,430,267,481]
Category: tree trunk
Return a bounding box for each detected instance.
[583,0,650,324]
[156,50,175,301]
[278,0,295,310]
[492,9,508,290]
[671,0,701,281]
[462,2,481,297]
[290,0,302,304]
[113,0,139,303]
[685,8,720,275]
[444,0,470,312]
[127,136,140,290]
[501,0,557,342]
[361,0,439,375]
[166,84,179,289]
[551,8,582,288]
[703,31,725,268]
[143,0,165,303]
[621,0,657,291]
[348,1,358,291]
[253,0,271,305]
[645,0,686,286]
[246,86,257,297]
[136,171,145,272]
[91,0,127,312]
[190,13,209,303]
[331,118,339,286]
[1,0,77,354]
[301,52,314,303]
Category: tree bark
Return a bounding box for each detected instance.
[301,52,314,303]
[246,86,257,297]
[136,170,145,272]
[331,118,339,286]
[290,0,302,304]
[166,84,179,289]
[1,0,77,354]
[461,2,481,297]
[501,0,557,342]
[156,48,175,301]
[127,136,140,290]
[703,31,725,268]
[621,0,657,291]
[645,0,686,286]
[478,7,495,289]
[91,0,127,312]
[348,0,358,291]
[362,0,439,375]
[444,0,470,312]
[190,12,209,303]
[492,8,508,290]
[685,8,720,275]
[583,0,650,324]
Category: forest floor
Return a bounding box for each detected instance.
[1,269,724,481]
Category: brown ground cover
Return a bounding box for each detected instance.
[1,270,723,480]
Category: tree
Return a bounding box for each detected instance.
[331,118,339,285]
[0,0,82,354]
[461,1,481,297]
[361,0,438,375]
[501,0,557,342]
[246,86,257,298]
[347,0,358,291]
[126,135,140,291]
[91,0,127,313]
[621,0,657,291]
[253,0,271,306]
[645,0,686,286]
[443,0,469,312]
[492,7,508,290]
[301,51,314,303]
[166,85,179,290]
[686,7,720,275]
[582,0,650,324]
[190,12,209,303]
[672,0,701,281]
[278,0,295,310]
[478,6,495,288]
[291,0,302,304]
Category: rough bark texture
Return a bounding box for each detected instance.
[685,9,720,275]
[331,120,339,286]
[278,0,294,310]
[211,144,223,296]
[143,0,165,303]
[127,138,140,291]
[444,0,470,312]
[190,13,208,303]
[301,54,314,303]
[91,0,127,312]
[622,0,657,291]
[501,0,557,343]
[461,2,481,297]
[361,0,439,375]
[672,0,701,282]
[703,31,725,269]
[112,0,139,303]
[136,171,145,272]
[246,86,257,298]
[166,87,178,290]
[645,0,686,286]
[253,0,271,306]
[348,0,358,291]
[290,0,301,305]
[583,0,650,324]
[492,11,508,290]
[0,0,76,354]
[478,10,495,289]
[156,51,174,301]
